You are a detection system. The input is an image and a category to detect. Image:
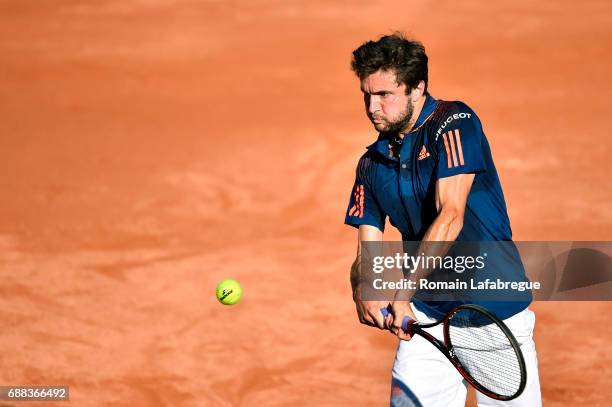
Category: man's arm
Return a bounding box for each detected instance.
[351,224,390,329]
[389,173,475,339]
[423,172,474,240]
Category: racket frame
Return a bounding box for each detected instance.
[402,304,527,401]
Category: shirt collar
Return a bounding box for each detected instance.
[411,93,437,132]
[366,94,438,158]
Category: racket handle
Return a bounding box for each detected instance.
[380,307,413,333]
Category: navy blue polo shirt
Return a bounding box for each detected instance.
[344,95,530,320]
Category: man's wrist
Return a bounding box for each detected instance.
[394,288,414,303]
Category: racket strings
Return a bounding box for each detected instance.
[447,309,523,398]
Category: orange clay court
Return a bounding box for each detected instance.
[0,1,611,406]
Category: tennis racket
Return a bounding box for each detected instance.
[381,304,526,401]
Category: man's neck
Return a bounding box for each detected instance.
[398,95,427,139]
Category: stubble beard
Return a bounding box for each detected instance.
[373,101,414,135]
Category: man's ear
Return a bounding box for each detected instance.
[412,80,426,101]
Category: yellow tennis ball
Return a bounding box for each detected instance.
[216,279,242,305]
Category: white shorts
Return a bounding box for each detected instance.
[390,305,542,407]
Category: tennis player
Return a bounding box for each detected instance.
[345,33,542,406]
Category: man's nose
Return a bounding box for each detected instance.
[367,95,381,114]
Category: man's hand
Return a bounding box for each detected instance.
[385,300,417,340]
[351,225,388,329]
[353,286,389,329]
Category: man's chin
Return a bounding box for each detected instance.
[372,122,388,132]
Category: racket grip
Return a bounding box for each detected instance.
[380,307,413,333]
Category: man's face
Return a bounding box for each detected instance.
[360,69,413,134]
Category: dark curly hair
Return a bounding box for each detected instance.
[351,33,428,94]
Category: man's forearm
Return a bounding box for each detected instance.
[413,209,464,278]
[350,255,361,295]
[352,225,385,298]
[395,210,464,301]
[351,252,378,299]
[422,208,463,242]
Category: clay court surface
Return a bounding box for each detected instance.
[1,1,611,406]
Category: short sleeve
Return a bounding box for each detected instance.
[435,106,487,179]
[344,155,386,232]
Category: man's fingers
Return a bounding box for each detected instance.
[359,315,375,327]
[390,317,413,339]
[397,330,413,340]
[391,310,405,331]
[383,313,393,330]
[356,303,376,327]
[391,317,404,332]
[355,301,392,329]
[367,308,386,329]
[390,304,414,340]
[360,319,375,327]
